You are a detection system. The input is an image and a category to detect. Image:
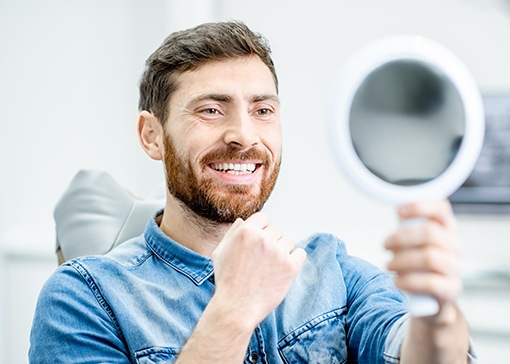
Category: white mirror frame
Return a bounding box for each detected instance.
[330,35,485,204]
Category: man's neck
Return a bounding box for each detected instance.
[158,194,231,258]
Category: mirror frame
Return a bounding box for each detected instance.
[330,35,485,204]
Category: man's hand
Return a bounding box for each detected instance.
[385,199,471,364]
[384,199,462,311]
[176,212,306,363]
[212,212,307,330]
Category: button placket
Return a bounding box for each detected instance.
[246,325,265,364]
[247,352,260,363]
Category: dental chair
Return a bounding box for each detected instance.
[54,170,164,264]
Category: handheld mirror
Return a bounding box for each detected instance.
[329,36,485,317]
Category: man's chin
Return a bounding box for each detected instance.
[206,193,265,221]
[209,184,261,199]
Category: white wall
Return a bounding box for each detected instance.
[0,0,168,253]
[1,0,510,362]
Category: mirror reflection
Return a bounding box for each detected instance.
[349,60,465,186]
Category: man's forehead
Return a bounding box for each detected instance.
[172,56,278,103]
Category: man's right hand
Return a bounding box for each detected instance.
[175,212,306,363]
[212,212,307,331]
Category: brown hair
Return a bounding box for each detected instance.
[138,21,278,125]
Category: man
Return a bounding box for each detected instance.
[30,21,474,363]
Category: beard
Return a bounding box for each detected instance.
[163,134,280,223]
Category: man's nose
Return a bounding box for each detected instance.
[223,112,259,148]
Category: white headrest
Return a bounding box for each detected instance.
[54,170,164,262]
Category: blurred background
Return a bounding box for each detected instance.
[1,0,509,362]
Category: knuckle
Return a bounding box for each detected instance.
[284,237,295,249]
[236,225,251,240]
[423,223,441,243]
[425,276,440,294]
[388,233,403,249]
[423,248,436,268]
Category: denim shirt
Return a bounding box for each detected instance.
[30,214,411,364]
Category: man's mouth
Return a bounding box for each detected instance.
[210,162,257,175]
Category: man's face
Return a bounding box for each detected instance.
[162,56,282,223]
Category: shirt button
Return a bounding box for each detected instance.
[247,352,260,363]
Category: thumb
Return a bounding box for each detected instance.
[222,217,244,241]
[289,248,307,272]
[213,218,244,259]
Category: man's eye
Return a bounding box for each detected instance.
[202,108,219,115]
[257,108,271,116]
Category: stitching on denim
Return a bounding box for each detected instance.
[278,307,346,348]
[134,346,180,359]
[125,249,153,270]
[383,351,400,364]
[253,326,267,364]
[70,260,125,342]
[145,232,214,285]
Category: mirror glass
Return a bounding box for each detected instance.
[349,60,465,186]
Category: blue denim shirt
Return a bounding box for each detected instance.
[30,214,411,363]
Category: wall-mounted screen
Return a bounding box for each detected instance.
[450,94,510,213]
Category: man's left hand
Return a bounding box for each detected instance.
[384,199,463,311]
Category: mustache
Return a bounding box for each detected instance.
[201,146,271,166]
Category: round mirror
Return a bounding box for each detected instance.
[330,36,485,205]
[329,36,485,316]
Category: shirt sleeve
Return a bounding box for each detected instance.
[383,313,479,364]
[467,338,478,363]
[383,313,408,363]
[336,241,408,364]
[29,262,131,364]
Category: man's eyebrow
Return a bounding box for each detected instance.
[191,94,233,103]
[252,94,281,104]
[190,94,280,105]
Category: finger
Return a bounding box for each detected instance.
[387,247,460,276]
[385,221,455,251]
[393,272,462,303]
[214,218,245,259]
[222,217,245,241]
[244,211,270,229]
[257,224,295,256]
[262,224,283,241]
[398,199,456,229]
[289,247,307,271]
[257,225,289,252]
[276,236,296,254]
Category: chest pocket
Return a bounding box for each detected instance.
[278,308,347,364]
[135,346,181,364]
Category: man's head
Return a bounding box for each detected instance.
[138,22,282,223]
[139,21,278,127]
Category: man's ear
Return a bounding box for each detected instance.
[138,111,164,161]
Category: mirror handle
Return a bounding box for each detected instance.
[399,217,440,317]
[406,293,439,317]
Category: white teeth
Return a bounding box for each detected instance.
[211,163,256,174]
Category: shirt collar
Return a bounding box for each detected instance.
[144,210,214,286]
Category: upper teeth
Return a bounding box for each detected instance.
[211,163,256,174]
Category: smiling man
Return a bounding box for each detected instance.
[145,55,282,227]
[30,21,474,363]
